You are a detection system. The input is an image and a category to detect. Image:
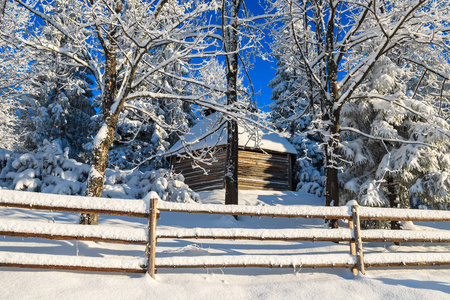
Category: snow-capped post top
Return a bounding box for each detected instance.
[346,200,359,214]
[143,191,161,203]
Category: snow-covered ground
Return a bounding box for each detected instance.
[0,190,449,299]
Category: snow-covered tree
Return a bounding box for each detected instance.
[0,0,229,224]
[104,49,198,170]
[0,140,199,203]
[270,0,450,226]
[340,54,450,211]
[0,1,34,150]
[269,55,324,197]
[21,53,95,157]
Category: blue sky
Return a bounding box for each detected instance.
[244,1,277,111]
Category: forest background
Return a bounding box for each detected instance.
[0,0,449,226]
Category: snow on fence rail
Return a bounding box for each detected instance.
[0,190,449,278]
[2,190,449,222]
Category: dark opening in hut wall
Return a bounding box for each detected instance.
[171,148,293,192]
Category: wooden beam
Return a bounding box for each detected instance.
[0,231,146,245]
[154,262,356,269]
[147,198,158,279]
[365,261,450,268]
[358,216,450,222]
[348,218,358,276]
[157,234,352,242]
[0,263,145,273]
[0,202,148,218]
[352,205,365,275]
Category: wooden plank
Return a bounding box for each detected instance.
[361,236,450,243]
[186,177,224,185]
[147,198,158,278]
[238,154,288,161]
[238,179,289,187]
[238,159,288,166]
[191,183,224,192]
[183,173,226,182]
[174,159,226,170]
[238,184,290,190]
[157,207,351,220]
[238,167,288,174]
[155,262,355,269]
[352,205,365,275]
[365,261,450,268]
[358,216,450,222]
[238,181,289,190]
[157,234,352,242]
[288,154,293,191]
[0,202,148,218]
[0,263,145,273]
[187,180,225,191]
[239,156,288,165]
[179,168,225,177]
[238,150,286,158]
[239,186,288,191]
[348,218,358,276]
[238,174,288,181]
[0,231,146,245]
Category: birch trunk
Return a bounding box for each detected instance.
[80,44,119,225]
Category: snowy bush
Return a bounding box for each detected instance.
[0,140,199,203]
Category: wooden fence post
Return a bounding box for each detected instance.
[348,218,358,276]
[147,198,158,278]
[352,204,365,275]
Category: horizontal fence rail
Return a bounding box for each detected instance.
[0,190,449,278]
[2,190,449,222]
[0,190,149,218]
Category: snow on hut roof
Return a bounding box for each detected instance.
[169,113,297,155]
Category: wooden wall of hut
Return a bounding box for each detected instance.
[238,150,292,191]
[171,149,226,192]
[170,147,293,192]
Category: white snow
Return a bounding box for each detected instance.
[158,201,352,219]
[168,113,297,155]
[92,123,109,149]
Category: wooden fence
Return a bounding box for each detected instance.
[0,190,449,278]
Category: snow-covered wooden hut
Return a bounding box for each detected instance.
[167,113,297,192]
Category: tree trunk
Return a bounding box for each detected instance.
[0,0,6,18]
[324,4,340,228]
[224,0,240,206]
[324,123,340,229]
[80,44,119,225]
[225,120,239,205]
